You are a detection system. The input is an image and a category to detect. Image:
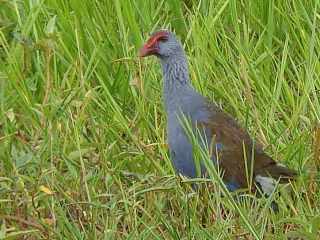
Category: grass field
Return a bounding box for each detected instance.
[0,0,320,239]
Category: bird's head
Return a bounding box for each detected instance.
[139,30,183,59]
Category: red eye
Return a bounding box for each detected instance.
[154,30,169,41]
[145,32,168,48]
[158,35,168,42]
[139,30,170,57]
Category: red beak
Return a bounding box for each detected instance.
[139,44,159,57]
[139,45,150,57]
[139,30,169,57]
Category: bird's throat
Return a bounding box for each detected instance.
[161,55,193,110]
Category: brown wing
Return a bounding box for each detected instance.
[199,104,296,189]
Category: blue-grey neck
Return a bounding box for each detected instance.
[160,52,194,111]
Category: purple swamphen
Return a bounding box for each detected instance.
[139,30,296,195]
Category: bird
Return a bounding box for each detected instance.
[139,30,296,195]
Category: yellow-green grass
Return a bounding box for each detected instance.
[0,0,319,239]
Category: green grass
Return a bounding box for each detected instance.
[0,0,320,239]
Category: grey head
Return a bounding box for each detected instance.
[139,30,184,60]
[139,30,196,108]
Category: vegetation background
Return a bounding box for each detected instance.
[0,0,319,239]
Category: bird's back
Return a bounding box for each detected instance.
[189,100,296,192]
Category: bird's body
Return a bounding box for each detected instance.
[140,30,296,194]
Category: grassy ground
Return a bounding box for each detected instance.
[0,0,320,239]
